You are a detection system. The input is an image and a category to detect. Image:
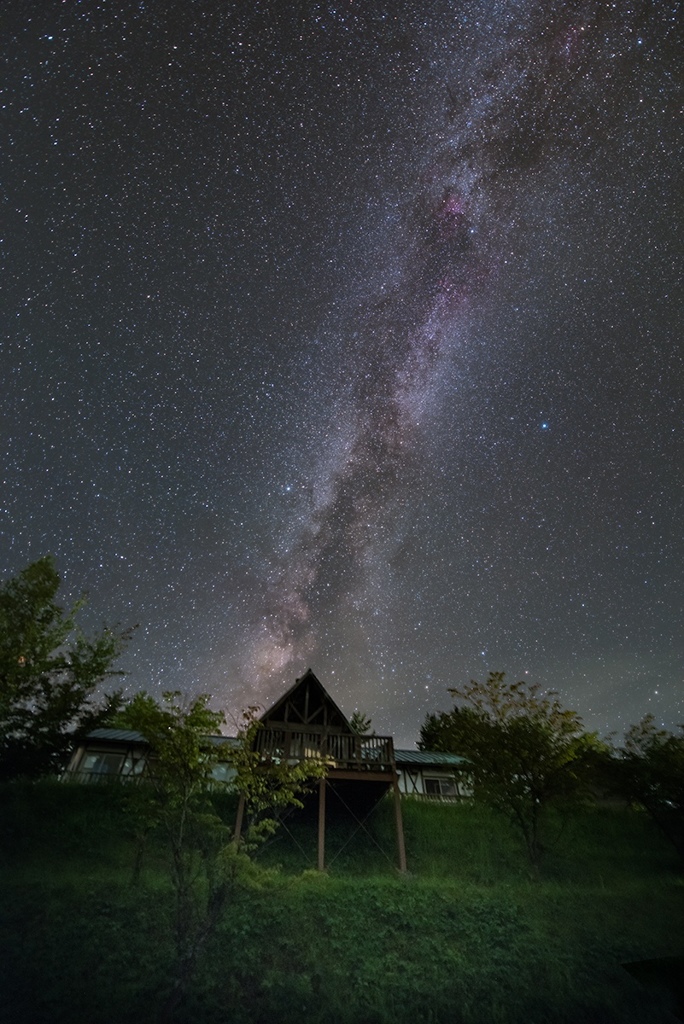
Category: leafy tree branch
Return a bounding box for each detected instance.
[231,705,327,851]
[420,671,605,873]
[0,556,131,779]
[617,714,684,862]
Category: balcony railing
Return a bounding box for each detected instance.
[254,727,395,771]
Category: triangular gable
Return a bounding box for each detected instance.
[260,669,353,734]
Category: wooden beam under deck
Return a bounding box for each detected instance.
[392,774,407,873]
[317,777,326,871]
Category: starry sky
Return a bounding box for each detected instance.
[3,0,682,746]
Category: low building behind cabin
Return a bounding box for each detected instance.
[395,749,472,801]
[64,727,238,785]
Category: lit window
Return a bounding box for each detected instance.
[424,776,459,797]
[79,751,124,776]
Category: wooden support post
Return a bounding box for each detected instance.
[317,777,326,871]
[392,775,407,873]
[234,793,245,844]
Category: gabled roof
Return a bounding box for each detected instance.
[394,749,469,767]
[260,668,353,732]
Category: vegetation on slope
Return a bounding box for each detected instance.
[1,782,682,1024]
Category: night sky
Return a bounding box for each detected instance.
[3,1,682,746]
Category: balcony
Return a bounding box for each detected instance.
[254,726,395,772]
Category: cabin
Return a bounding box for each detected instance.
[64,727,237,784]
[63,670,473,871]
[65,727,148,782]
[234,669,406,871]
[67,726,471,804]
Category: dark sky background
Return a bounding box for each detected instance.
[3,0,682,746]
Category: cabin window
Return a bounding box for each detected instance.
[211,763,236,783]
[424,776,459,798]
[79,751,124,776]
[121,754,146,776]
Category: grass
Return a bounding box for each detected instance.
[1,782,682,1024]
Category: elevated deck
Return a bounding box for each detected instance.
[254,725,395,776]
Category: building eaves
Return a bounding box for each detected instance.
[86,728,239,749]
[394,749,469,766]
[87,727,147,743]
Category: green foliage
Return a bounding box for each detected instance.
[349,710,374,735]
[0,556,130,780]
[115,693,325,1018]
[232,705,327,850]
[420,672,607,871]
[618,714,684,862]
[117,690,241,1020]
[1,785,682,1024]
[115,690,227,798]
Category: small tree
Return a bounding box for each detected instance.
[0,556,130,779]
[118,694,325,1019]
[231,705,326,850]
[349,710,374,736]
[420,672,603,872]
[116,691,236,1021]
[619,715,684,863]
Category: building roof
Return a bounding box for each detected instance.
[259,668,353,732]
[86,727,238,749]
[394,749,468,767]
[87,727,147,743]
[84,732,464,765]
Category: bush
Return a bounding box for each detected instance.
[0,783,682,1024]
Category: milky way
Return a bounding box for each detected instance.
[241,2,677,705]
[3,1,681,744]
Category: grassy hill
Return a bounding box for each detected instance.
[1,781,682,1024]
